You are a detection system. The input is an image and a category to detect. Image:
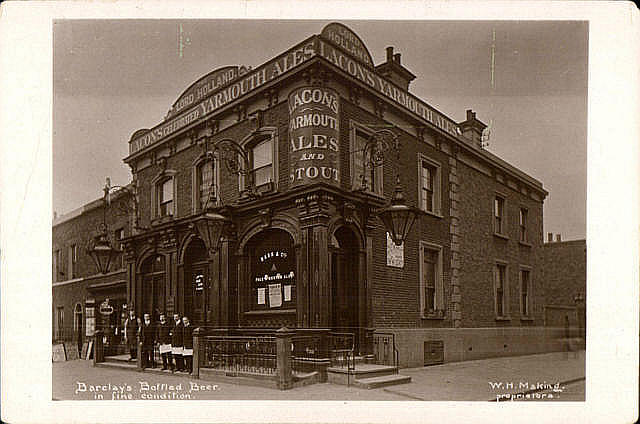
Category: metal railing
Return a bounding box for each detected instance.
[328,332,355,370]
[291,335,323,375]
[372,332,398,373]
[202,335,277,376]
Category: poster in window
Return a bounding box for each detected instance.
[284,284,292,301]
[268,283,282,308]
[386,232,404,268]
[257,287,266,305]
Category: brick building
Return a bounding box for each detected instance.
[540,236,587,334]
[52,188,132,355]
[54,23,569,367]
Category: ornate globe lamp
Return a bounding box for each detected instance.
[377,177,418,246]
[193,209,231,255]
[88,224,121,274]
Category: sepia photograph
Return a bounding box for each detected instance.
[51,19,587,401]
[1,2,638,423]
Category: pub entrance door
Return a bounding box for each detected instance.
[141,255,165,322]
[330,226,360,350]
[183,238,208,327]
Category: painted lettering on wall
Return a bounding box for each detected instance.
[317,39,461,137]
[129,39,317,155]
[288,87,340,187]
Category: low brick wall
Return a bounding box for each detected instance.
[377,327,578,368]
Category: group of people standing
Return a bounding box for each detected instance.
[123,310,194,373]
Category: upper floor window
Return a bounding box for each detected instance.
[157,178,174,217]
[68,244,77,279]
[53,249,61,282]
[419,156,441,214]
[494,263,509,319]
[197,160,216,210]
[251,138,273,187]
[494,196,505,235]
[351,123,383,195]
[519,208,528,243]
[419,242,444,318]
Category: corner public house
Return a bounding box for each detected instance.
[54,23,567,372]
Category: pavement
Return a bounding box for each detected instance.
[53,350,585,402]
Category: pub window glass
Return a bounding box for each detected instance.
[158,178,174,217]
[251,138,273,187]
[495,264,507,317]
[197,160,215,210]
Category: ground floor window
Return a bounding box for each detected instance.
[494,263,509,318]
[520,268,532,318]
[56,306,64,340]
[248,229,296,311]
[419,242,444,317]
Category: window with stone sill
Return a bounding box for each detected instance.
[350,123,383,196]
[155,177,174,218]
[420,242,444,318]
[520,268,533,318]
[494,263,509,319]
[418,155,441,215]
[241,129,278,193]
[519,208,528,243]
[194,158,217,212]
[494,196,505,235]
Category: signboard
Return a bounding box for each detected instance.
[386,232,405,268]
[317,38,460,137]
[195,274,205,291]
[85,340,94,361]
[52,343,66,362]
[81,341,89,359]
[99,298,114,315]
[65,343,79,360]
[320,22,373,67]
[167,66,242,118]
[288,86,340,187]
[268,283,283,308]
[129,38,317,155]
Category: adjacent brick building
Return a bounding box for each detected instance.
[54,22,579,367]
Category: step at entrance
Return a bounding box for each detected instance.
[327,363,411,388]
[353,374,411,389]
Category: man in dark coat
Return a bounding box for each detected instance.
[123,310,141,361]
[155,313,172,371]
[182,316,194,374]
[140,313,156,368]
[170,313,184,372]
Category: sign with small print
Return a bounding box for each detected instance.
[386,232,404,268]
[52,343,67,362]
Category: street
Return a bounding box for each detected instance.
[53,350,585,401]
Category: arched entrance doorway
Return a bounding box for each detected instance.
[330,226,361,346]
[140,255,165,322]
[183,237,208,327]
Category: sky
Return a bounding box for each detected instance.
[53,20,587,240]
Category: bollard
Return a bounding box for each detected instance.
[192,327,201,379]
[136,341,143,371]
[275,327,295,390]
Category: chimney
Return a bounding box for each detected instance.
[547,232,553,243]
[556,234,562,242]
[375,46,416,91]
[458,109,487,149]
